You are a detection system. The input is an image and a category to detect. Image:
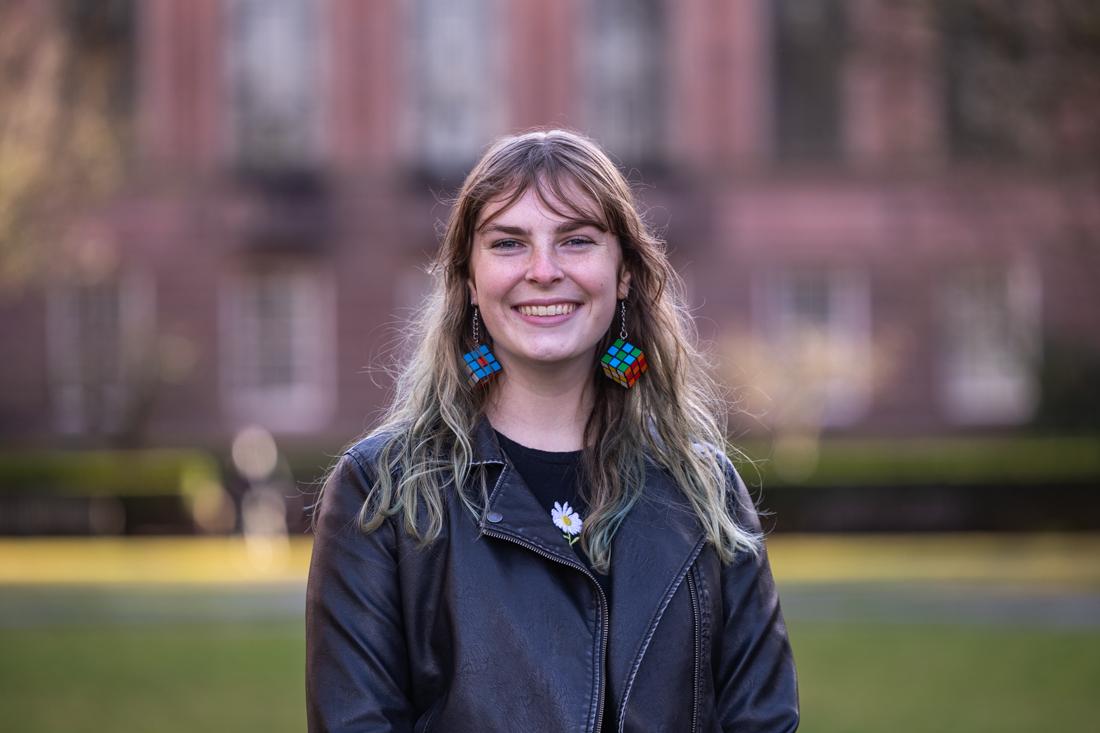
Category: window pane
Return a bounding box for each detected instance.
[939,262,1040,423]
[413,0,498,170]
[772,0,845,161]
[227,0,319,170]
[755,267,872,427]
[581,0,665,162]
[48,272,155,436]
[941,0,1036,160]
[223,266,335,432]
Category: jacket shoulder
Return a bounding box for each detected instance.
[689,440,764,539]
[344,429,405,476]
[315,431,402,524]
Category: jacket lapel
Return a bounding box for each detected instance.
[605,463,706,709]
[471,418,584,566]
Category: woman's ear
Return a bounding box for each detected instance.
[467,278,479,306]
[617,268,632,300]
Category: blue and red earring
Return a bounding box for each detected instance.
[462,306,502,385]
[601,300,647,388]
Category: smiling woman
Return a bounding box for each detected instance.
[306,130,799,732]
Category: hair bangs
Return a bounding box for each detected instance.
[533,172,611,233]
[472,167,611,239]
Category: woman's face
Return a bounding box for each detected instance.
[467,184,631,376]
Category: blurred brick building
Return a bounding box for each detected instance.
[1,0,1098,451]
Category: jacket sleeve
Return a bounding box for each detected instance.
[306,452,416,733]
[714,464,800,732]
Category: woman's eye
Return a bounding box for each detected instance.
[564,237,594,247]
[490,239,522,250]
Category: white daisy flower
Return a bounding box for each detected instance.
[551,501,583,544]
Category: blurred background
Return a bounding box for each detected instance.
[1,0,1098,730]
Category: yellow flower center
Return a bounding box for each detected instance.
[562,516,572,527]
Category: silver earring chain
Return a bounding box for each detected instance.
[472,306,481,344]
[619,300,628,340]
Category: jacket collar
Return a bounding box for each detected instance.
[470,415,507,466]
[471,416,579,561]
[469,415,707,707]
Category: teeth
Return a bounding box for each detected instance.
[518,303,577,317]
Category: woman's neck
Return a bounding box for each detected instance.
[485,363,593,452]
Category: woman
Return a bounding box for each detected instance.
[306,130,799,732]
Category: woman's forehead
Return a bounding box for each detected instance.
[475,177,607,232]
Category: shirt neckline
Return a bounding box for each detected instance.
[494,430,583,466]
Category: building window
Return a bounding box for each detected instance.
[941,1,1039,160]
[772,0,846,162]
[580,0,665,163]
[411,0,501,172]
[755,267,872,427]
[225,0,321,171]
[221,265,335,432]
[939,261,1040,424]
[47,272,156,436]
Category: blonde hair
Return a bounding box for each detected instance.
[340,129,759,571]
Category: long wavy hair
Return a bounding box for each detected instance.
[341,129,759,571]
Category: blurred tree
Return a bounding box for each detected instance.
[0,0,133,291]
[773,0,847,162]
[0,0,156,447]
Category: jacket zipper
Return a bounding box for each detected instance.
[481,527,610,733]
[686,569,700,733]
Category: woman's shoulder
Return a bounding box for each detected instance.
[317,429,405,512]
[688,440,749,487]
[344,433,386,471]
[679,439,763,531]
[343,427,407,475]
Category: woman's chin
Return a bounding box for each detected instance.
[502,348,594,373]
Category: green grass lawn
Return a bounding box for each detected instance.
[790,621,1100,733]
[2,617,1098,732]
[0,622,306,733]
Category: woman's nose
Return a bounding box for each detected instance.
[525,244,564,283]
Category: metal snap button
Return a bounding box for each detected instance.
[486,511,503,523]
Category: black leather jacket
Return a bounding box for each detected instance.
[306,420,799,732]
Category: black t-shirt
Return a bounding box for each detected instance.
[494,431,611,601]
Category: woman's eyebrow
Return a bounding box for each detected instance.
[478,220,606,235]
[557,219,607,233]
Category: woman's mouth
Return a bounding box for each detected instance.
[515,303,578,317]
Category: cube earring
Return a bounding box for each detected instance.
[601,300,647,388]
[462,306,502,385]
